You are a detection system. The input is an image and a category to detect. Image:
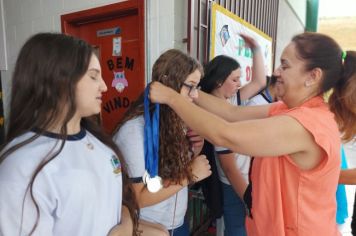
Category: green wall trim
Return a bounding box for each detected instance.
[306,0,319,32]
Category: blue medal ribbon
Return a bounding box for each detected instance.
[144,86,160,178]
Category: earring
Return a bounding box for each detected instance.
[304,80,312,87]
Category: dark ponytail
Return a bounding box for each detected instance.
[329,51,356,142]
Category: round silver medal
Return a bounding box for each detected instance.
[142,170,149,185]
[146,176,163,193]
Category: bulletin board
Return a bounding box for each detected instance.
[210,2,272,85]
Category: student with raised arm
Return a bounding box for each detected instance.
[198,33,265,236]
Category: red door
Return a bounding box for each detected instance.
[61,0,145,133]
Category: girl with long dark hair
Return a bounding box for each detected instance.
[0,32,139,235]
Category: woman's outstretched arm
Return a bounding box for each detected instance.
[194,90,270,122]
[150,82,321,170]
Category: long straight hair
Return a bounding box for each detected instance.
[0,33,139,235]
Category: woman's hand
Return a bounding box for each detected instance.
[189,154,212,183]
[149,82,177,105]
[240,33,259,51]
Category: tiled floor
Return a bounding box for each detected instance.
[339,142,356,236]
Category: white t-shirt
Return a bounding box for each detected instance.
[214,147,250,184]
[215,93,271,185]
[113,116,188,230]
[246,93,270,106]
[0,129,122,236]
[215,94,251,184]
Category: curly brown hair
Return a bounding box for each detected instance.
[114,49,203,183]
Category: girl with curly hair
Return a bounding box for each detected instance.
[113,49,212,235]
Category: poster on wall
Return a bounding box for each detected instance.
[210,2,272,85]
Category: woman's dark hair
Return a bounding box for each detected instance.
[115,49,203,184]
[0,33,139,235]
[267,75,277,87]
[292,32,356,141]
[199,55,240,93]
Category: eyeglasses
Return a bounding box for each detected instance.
[182,82,201,96]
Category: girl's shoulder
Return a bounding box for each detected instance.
[0,132,56,180]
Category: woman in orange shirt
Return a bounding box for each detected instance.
[149,32,356,235]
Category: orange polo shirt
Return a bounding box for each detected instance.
[246,96,341,236]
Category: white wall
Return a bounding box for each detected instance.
[286,0,307,25]
[274,0,305,68]
[145,0,187,83]
[0,0,183,126]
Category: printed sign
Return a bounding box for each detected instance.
[112,37,122,56]
[97,27,121,37]
[210,3,272,85]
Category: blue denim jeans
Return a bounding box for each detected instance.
[222,182,247,236]
[168,218,189,236]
